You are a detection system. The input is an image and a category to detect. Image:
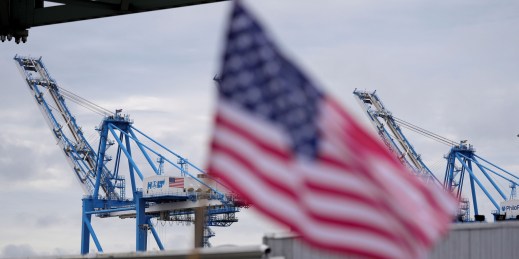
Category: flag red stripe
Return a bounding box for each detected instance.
[317,153,357,172]
[215,113,291,159]
[304,180,380,208]
[211,141,298,200]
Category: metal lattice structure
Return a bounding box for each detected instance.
[14,55,246,253]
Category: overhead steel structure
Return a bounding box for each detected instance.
[14,55,245,253]
[1,0,226,43]
[353,89,519,222]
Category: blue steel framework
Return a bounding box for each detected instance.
[444,143,519,221]
[354,89,519,221]
[14,55,244,253]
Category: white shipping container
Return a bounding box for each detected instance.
[500,199,519,219]
[143,175,185,196]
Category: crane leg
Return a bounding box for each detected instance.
[136,191,148,251]
[81,198,93,254]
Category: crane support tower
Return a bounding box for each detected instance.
[353,89,441,184]
[14,55,247,253]
[444,142,519,221]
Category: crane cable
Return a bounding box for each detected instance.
[56,86,114,116]
[391,116,458,147]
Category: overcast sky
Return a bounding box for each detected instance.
[1,0,519,257]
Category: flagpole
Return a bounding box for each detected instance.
[194,205,206,248]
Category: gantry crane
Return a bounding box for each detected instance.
[353,89,519,222]
[14,55,246,253]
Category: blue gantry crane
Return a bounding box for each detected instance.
[353,89,519,222]
[443,142,519,221]
[14,55,246,254]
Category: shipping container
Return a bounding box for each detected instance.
[500,199,519,219]
[143,175,185,196]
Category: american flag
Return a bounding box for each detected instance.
[169,177,184,188]
[208,2,457,258]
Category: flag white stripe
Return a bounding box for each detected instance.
[428,184,459,217]
[217,100,289,148]
[213,126,299,187]
[299,163,379,201]
[301,189,407,236]
[319,138,356,165]
[211,151,410,258]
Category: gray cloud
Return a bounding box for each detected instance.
[1,244,37,258]
[0,0,518,256]
[0,135,38,181]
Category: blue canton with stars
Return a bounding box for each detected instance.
[218,2,323,159]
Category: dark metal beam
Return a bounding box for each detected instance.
[0,1,9,27]
[33,0,226,26]
[1,0,228,43]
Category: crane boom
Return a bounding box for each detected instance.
[353,89,440,183]
[14,55,122,198]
